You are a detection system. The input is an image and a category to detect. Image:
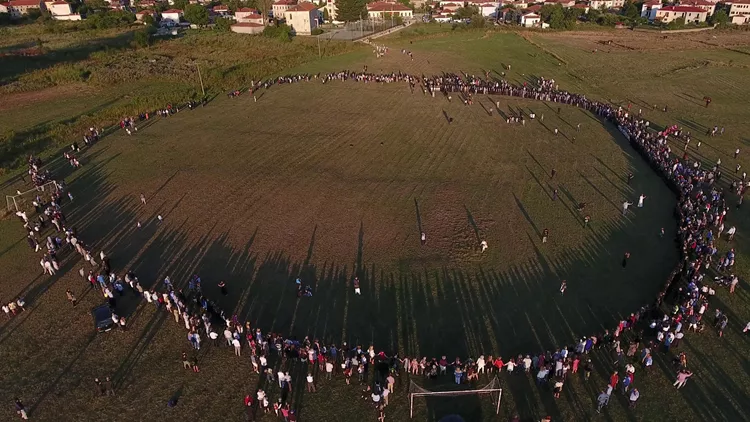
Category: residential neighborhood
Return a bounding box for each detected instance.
[1,0,749,32]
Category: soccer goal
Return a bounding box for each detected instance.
[408,376,503,418]
[6,181,58,214]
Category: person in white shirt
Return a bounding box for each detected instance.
[306,374,316,392]
[477,356,486,374]
[480,240,488,253]
[209,331,219,346]
[382,387,390,406]
[232,338,241,356]
[224,329,233,346]
[637,194,646,208]
[622,201,633,216]
[325,362,334,379]
[277,371,285,388]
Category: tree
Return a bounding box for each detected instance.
[666,16,685,29]
[454,5,479,19]
[214,16,232,31]
[262,23,293,41]
[184,4,209,26]
[26,8,42,20]
[133,28,151,47]
[335,0,366,22]
[710,9,728,26]
[172,0,189,11]
[621,0,638,19]
[0,12,10,25]
[142,13,155,27]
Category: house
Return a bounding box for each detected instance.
[212,4,229,15]
[729,0,750,17]
[589,0,613,10]
[612,0,624,8]
[654,5,708,23]
[160,8,183,23]
[479,3,497,16]
[323,0,337,20]
[524,4,542,13]
[730,13,750,23]
[137,0,156,7]
[640,0,661,19]
[49,0,81,19]
[519,11,540,26]
[367,1,413,19]
[544,0,575,8]
[432,11,452,21]
[284,2,319,35]
[231,21,265,33]
[681,0,715,15]
[272,0,296,17]
[573,2,589,13]
[236,7,264,23]
[2,0,43,19]
[135,9,156,21]
[440,2,460,12]
[512,0,529,9]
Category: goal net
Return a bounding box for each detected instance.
[6,181,59,214]
[409,376,502,418]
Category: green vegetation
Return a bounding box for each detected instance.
[335,0,367,22]
[184,4,210,27]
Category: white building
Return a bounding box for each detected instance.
[640,0,661,19]
[283,2,319,34]
[160,8,183,24]
[273,0,296,17]
[367,1,413,19]
[589,0,613,10]
[519,11,540,26]
[729,0,750,17]
[730,13,750,23]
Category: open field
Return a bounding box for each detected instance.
[0,27,750,422]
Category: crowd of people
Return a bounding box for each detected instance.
[7,63,748,421]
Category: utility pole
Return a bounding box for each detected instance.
[195,62,205,98]
[317,33,321,58]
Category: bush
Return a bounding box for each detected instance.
[311,27,324,35]
[262,24,293,41]
[85,10,136,29]
[214,16,232,32]
[133,29,151,47]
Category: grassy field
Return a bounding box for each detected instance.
[0,26,750,422]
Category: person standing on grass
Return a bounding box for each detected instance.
[559,280,567,295]
[14,398,28,420]
[480,240,488,253]
[550,169,556,179]
[629,388,639,408]
[421,232,426,246]
[542,228,549,244]
[674,370,693,389]
[622,201,633,216]
[140,193,146,205]
[637,194,646,208]
[584,215,590,228]
[233,338,241,356]
[354,277,361,295]
[306,373,316,392]
[218,281,227,296]
[66,289,77,307]
[552,189,558,201]
[735,148,740,159]
[596,390,609,413]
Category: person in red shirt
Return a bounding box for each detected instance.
[609,371,619,388]
[494,356,504,372]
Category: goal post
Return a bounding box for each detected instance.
[6,181,59,214]
[409,376,502,418]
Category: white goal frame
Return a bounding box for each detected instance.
[409,377,502,418]
[6,181,59,213]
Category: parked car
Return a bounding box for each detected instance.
[92,304,114,332]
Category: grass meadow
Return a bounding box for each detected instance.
[0,25,750,421]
